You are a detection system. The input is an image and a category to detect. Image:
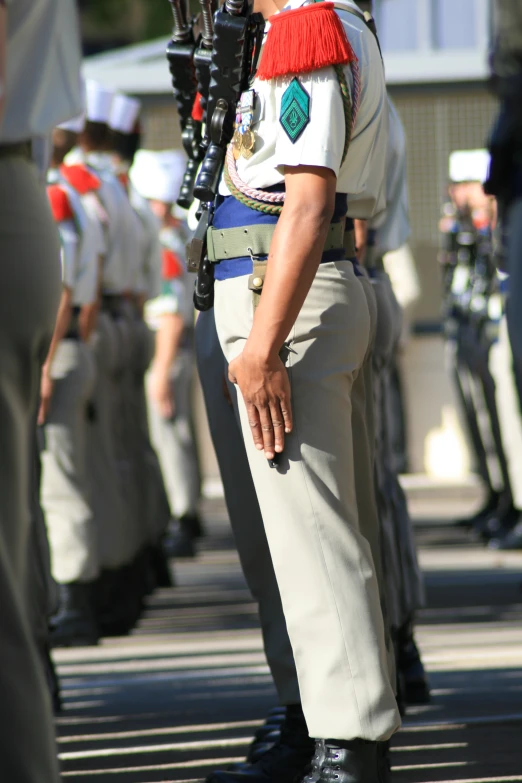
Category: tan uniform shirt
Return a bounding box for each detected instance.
[370,97,410,257]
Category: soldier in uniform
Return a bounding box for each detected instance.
[41,132,104,646]
[131,150,203,558]
[200,0,400,779]
[65,83,146,633]
[109,96,174,582]
[488,3,522,364]
[362,95,429,707]
[0,0,83,778]
[441,151,516,539]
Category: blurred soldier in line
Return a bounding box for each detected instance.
[440,150,517,541]
[0,0,83,778]
[360,95,429,708]
[64,83,147,633]
[131,150,203,558]
[41,136,104,647]
[108,98,173,584]
[487,1,522,365]
[484,1,522,549]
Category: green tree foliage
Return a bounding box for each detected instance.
[80,0,180,42]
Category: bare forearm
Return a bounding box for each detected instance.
[153,313,184,373]
[79,302,99,342]
[247,203,333,359]
[43,288,73,372]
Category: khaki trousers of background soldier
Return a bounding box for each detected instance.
[0,156,62,782]
[111,309,145,557]
[372,273,424,629]
[132,318,171,544]
[86,313,134,569]
[215,262,400,742]
[147,345,200,521]
[41,339,100,584]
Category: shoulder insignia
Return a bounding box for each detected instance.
[257,1,354,81]
[47,185,74,223]
[280,79,310,143]
[59,163,101,195]
[162,248,183,280]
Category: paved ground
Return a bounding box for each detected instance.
[54,495,522,783]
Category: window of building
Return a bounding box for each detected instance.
[433,0,477,50]
[374,0,489,54]
[374,0,418,52]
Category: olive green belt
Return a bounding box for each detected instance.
[0,141,32,160]
[206,222,356,262]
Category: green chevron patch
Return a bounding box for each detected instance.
[280,78,310,143]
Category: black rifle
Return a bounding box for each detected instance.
[193,0,264,203]
[184,0,264,311]
[166,0,201,209]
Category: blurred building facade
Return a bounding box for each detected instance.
[83,0,497,480]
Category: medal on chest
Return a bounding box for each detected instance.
[232,89,257,161]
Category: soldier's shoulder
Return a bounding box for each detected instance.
[257,1,356,82]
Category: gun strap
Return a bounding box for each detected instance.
[206,221,355,262]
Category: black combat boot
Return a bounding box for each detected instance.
[316,739,391,783]
[396,617,430,705]
[302,740,325,783]
[149,541,175,588]
[164,514,202,558]
[50,582,99,647]
[207,704,315,783]
[489,516,522,550]
[95,566,141,637]
[226,707,286,768]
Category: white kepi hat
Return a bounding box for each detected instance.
[85,80,114,124]
[449,149,490,184]
[130,150,187,203]
[57,114,86,133]
[109,94,142,134]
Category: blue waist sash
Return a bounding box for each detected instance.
[212,191,357,281]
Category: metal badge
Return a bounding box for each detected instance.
[231,89,257,159]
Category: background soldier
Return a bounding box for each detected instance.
[0,0,83,778]
[440,150,516,540]
[42,152,102,647]
[131,149,203,558]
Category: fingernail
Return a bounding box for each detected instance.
[275,445,283,452]
[256,444,264,450]
[285,428,292,434]
[265,452,274,459]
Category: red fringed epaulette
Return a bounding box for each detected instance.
[59,163,101,195]
[47,185,74,223]
[192,92,204,122]
[162,248,183,280]
[257,1,355,81]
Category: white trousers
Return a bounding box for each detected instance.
[147,347,200,520]
[215,262,400,742]
[41,339,99,584]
